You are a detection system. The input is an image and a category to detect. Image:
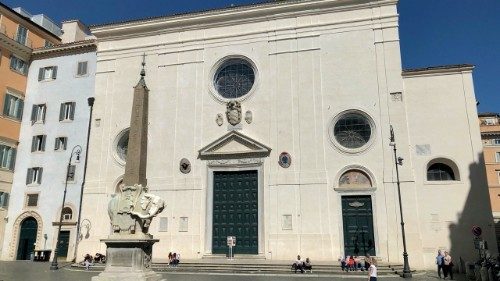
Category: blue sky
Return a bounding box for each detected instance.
[3,0,498,113]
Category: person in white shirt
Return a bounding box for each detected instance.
[293,255,304,273]
[368,258,377,281]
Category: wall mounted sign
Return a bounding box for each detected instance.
[278,152,291,168]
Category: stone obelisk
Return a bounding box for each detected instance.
[93,55,165,281]
[123,55,148,187]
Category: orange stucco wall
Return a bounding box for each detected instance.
[0,11,61,143]
[480,119,500,214]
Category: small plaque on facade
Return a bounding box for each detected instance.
[282,214,292,230]
[278,152,291,168]
[390,92,403,102]
[415,144,431,156]
[179,217,188,232]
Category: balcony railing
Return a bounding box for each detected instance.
[0,24,33,48]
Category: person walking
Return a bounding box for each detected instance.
[367,258,377,281]
[436,250,444,278]
[443,251,453,280]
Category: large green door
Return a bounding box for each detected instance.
[342,196,376,256]
[17,217,37,260]
[213,170,258,255]
[57,231,70,257]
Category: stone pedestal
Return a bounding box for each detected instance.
[92,238,164,281]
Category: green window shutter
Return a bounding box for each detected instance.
[3,193,9,208]
[41,135,46,151]
[9,148,16,171]
[54,138,59,150]
[17,99,24,119]
[31,136,37,152]
[52,66,58,79]
[31,105,37,122]
[38,68,44,81]
[63,137,68,150]
[26,168,33,184]
[3,95,10,115]
[37,168,43,184]
[70,102,76,120]
[59,103,64,121]
[9,56,16,69]
[42,104,47,123]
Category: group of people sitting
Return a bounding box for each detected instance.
[291,255,313,273]
[339,255,372,272]
[168,252,181,267]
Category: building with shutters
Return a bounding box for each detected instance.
[0,3,61,257]
[478,112,500,251]
[68,0,494,269]
[0,32,96,261]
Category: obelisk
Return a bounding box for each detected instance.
[123,54,148,187]
[93,55,165,281]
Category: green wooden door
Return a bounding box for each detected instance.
[17,217,37,260]
[213,170,258,255]
[57,231,70,257]
[342,196,376,256]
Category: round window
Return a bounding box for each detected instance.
[333,112,373,150]
[116,129,129,162]
[214,58,255,99]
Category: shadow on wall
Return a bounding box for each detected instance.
[449,152,498,268]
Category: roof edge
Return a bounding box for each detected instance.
[402,64,474,77]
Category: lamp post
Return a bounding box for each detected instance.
[50,145,82,270]
[73,97,95,262]
[389,125,412,278]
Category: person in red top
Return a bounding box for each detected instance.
[347,256,355,271]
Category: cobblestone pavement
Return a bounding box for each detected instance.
[0,261,468,281]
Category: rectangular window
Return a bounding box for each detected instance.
[67,165,76,181]
[59,102,76,121]
[0,144,17,171]
[31,135,46,152]
[158,217,168,232]
[26,167,43,185]
[3,93,24,120]
[9,56,28,75]
[495,139,500,145]
[54,137,67,151]
[496,152,500,163]
[38,66,58,81]
[44,40,54,48]
[77,61,88,76]
[179,217,188,232]
[30,104,46,123]
[498,171,500,185]
[15,25,28,45]
[0,192,9,209]
[26,194,39,207]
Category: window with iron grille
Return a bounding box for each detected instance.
[333,113,372,149]
[214,58,255,99]
[427,163,456,181]
[26,194,39,207]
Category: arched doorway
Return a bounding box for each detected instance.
[17,217,38,260]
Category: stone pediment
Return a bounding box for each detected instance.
[199,131,271,159]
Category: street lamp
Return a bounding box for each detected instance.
[73,97,95,262]
[389,125,412,278]
[50,145,82,270]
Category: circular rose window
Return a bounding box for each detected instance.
[330,111,375,153]
[214,58,255,99]
[115,128,129,163]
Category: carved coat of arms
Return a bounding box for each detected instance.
[226,101,241,126]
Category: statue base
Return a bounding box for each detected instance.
[92,238,165,281]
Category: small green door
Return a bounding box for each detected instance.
[17,217,37,260]
[342,196,376,256]
[57,231,70,257]
[212,170,258,255]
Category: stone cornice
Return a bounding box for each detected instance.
[402,64,474,77]
[90,0,398,40]
[31,40,97,60]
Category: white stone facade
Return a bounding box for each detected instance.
[76,0,495,269]
[1,43,96,261]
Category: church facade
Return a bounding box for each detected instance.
[77,0,495,269]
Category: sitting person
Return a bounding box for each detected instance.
[303,257,312,273]
[347,256,355,271]
[339,256,347,272]
[364,255,371,271]
[292,255,304,273]
[171,252,180,267]
[83,254,93,270]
